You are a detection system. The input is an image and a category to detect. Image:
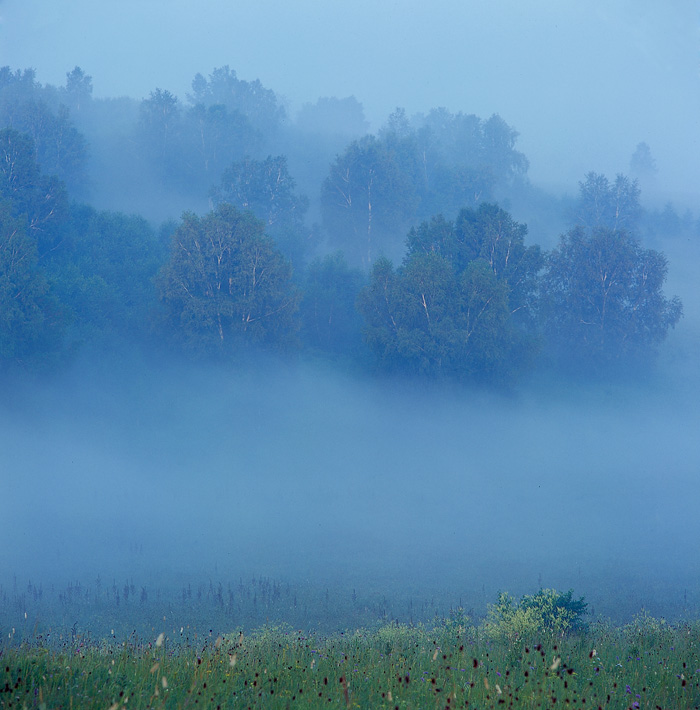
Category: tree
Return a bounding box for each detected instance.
[481,113,529,184]
[138,88,182,165]
[157,204,299,354]
[184,102,258,186]
[298,251,365,355]
[321,135,418,268]
[0,128,69,255]
[211,155,311,267]
[540,226,682,370]
[0,70,89,195]
[62,66,93,113]
[49,205,166,344]
[357,204,542,381]
[629,141,657,182]
[137,78,270,194]
[295,96,369,138]
[407,203,542,327]
[413,108,528,217]
[427,163,495,218]
[485,589,588,644]
[574,172,641,233]
[0,199,64,367]
[358,251,522,380]
[187,66,285,139]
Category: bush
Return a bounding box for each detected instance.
[483,589,588,643]
[375,622,430,654]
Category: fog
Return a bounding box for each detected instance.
[2,0,700,199]
[3,230,700,622]
[2,0,700,631]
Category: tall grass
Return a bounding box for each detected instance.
[2,615,699,708]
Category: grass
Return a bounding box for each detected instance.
[2,578,700,708]
[2,615,700,708]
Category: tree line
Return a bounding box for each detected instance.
[0,65,685,382]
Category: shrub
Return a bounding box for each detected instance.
[483,589,588,644]
[375,622,429,654]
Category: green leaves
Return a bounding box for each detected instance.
[321,135,419,268]
[298,251,365,355]
[485,588,588,643]
[0,200,65,367]
[48,204,165,343]
[574,172,641,233]
[157,204,300,355]
[358,204,541,381]
[212,155,311,267]
[540,226,682,370]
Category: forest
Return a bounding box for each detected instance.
[0,64,689,384]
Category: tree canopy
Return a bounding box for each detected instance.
[211,155,311,268]
[0,64,688,384]
[573,172,641,233]
[157,204,300,355]
[0,68,89,195]
[540,226,682,371]
[0,199,64,368]
[321,135,419,269]
[358,204,542,382]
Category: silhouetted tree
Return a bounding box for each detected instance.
[321,135,419,268]
[573,172,641,233]
[157,204,299,354]
[299,251,365,355]
[0,199,65,368]
[629,141,657,182]
[61,66,93,113]
[295,96,369,138]
[540,226,682,371]
[138,88,182,169]
[211,155,311,267]
[358,204,541,381]
[188,66,285,139]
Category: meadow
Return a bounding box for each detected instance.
[1,578,699,709]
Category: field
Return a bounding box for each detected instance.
[1,578,699,709]
[2,617,700,709]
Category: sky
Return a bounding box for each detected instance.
[1,0,699,199]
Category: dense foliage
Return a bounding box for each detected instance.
[485,589,589,643]
[157,204,299,354]
[0,63,688,382]
[540,227,682,370]
[357,205,542,382]
[211,154,312,268]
